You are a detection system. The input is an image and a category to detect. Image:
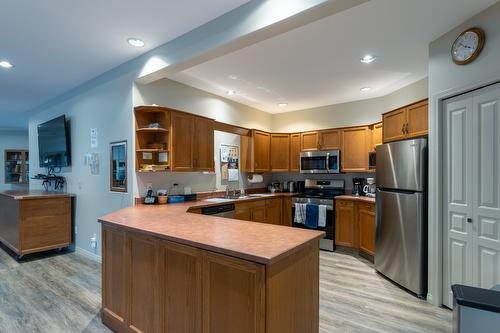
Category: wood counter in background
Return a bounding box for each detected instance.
[0,190,73,258]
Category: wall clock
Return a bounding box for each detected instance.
[451,27,485,65]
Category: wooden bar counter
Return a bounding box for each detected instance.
[98,197,324,333]
[0,190,73,258]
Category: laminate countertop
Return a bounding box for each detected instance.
[99,193,324,265]
[335,195,376,204]
[0,190,74,200]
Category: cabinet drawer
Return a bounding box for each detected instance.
[358,202,375,212]
[336,200,354,207]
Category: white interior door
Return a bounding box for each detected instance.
[443,93,474,308]
[442,83,500,308]
[471,84,500,289]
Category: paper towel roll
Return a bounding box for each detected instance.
[247,174,264,183]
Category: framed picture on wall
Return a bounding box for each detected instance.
[110,140,127,192]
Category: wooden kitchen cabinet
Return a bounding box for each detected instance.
[162,241,202,333]
[171,111,215,172]
[128,234,161,333]
[235,200,266,223]
[240,130,271,172]
[282,196,293,227]
[335,198,376,258]
[358,202,376,257]
[102,225,319,333]
[270,134,290,172]
[383,100,428,143]
[193,116,215,171]
[301,131,319,151]
[266,197,283,225]
[406,100,429,138]
[203,251,265,333]
[319,129,341,150]
[289,134,301,172]
[335,199,356,247]
[234,198,282,225]
[341,126,371,172]
[171,111,195,171]
[371,122,383,150]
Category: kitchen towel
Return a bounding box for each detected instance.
[318,205,327,228]
[305,204,319,229]
[294,203,307,224]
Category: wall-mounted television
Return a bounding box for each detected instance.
[38,115,71,168]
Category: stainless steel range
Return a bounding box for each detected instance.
[291,179,345,251]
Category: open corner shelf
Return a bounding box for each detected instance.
[136,128,168,133]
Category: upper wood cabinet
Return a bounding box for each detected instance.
[289,134,301,172]
[171,111,215,172]
[194,117,215,171]
[318,129,341,150]
[241,130,271,172]
[383,100,428,143]
[371,122,383,150]
[171,112,195,171]
[300,131,319,151]
[341,126,371,172]
[270,134,290,172]
[406,100,429,138]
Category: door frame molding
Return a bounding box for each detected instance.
[429,71,500,306]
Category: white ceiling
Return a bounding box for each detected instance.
[0,0,248,128]
[169,0,498,113]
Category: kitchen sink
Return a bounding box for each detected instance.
[204,196,249,203]
[248,193,274,197]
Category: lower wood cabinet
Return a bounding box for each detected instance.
[335,200,356,248]
[335,198,376,257]
[234,198,283,225]
[101,226,319,333]
[203,252,265,333]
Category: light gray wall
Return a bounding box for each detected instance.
[272,78,428,132]
[0,130,29,191]
[134,79,273,131]
[427,1,500,306]
[29,70,137,259]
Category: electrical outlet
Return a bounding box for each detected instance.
[75,226,78,235]
[90,233,97,250]
[146,183,153,191]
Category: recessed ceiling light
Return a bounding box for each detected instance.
[0,60,14,69]
[226,90,236,96]
[278,103,288,107]
[360,55,376,64]
[228,74,238,80]
[127,38,145,47]
[360,87,371,92]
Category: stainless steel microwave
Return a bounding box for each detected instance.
[300,150,340,174]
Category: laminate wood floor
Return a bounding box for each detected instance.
[320,250,452,333]
[0,247,451,332]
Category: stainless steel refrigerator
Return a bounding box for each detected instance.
[375,138,427,297]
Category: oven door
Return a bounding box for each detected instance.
[300,151,328,174]
[291,202,335,251]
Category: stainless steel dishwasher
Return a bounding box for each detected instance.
[201,204,235,218]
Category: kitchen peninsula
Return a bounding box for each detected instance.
[99,196,324,333]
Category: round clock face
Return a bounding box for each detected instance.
[452,28,485,65]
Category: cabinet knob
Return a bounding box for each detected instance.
[401,124,405,134]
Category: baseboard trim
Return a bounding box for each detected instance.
[76,246,102,263]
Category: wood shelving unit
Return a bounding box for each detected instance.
[4,150,29,184]
[135,106,171,172]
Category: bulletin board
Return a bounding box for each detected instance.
[220,144,239,181]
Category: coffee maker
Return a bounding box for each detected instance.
[352,177,366,196]
[363,177,376,198]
